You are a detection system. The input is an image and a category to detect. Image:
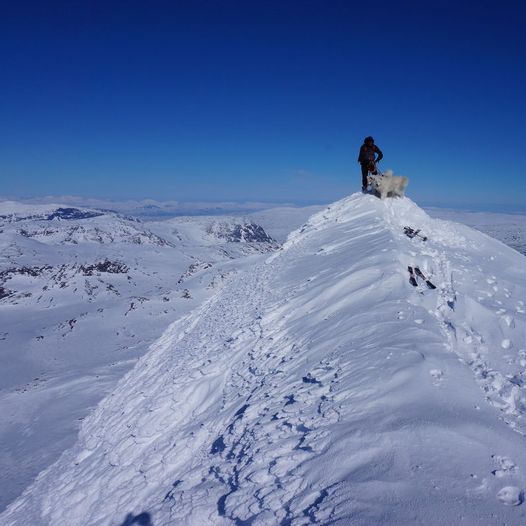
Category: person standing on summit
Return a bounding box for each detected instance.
[358,136,383,192]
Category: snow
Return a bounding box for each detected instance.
[0,206,276,513]
[249,205,324,243]
[497,486,524,506]
[2,193,526,525]
[426,207,526,256]
[0,196,304,219]
[0,201,92,218]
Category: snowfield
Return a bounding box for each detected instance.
[2,194,526,525]
[426,207,526,257]
[0,203,277,513]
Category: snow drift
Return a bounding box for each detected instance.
[3,193,526,525]
[0,205,277,513]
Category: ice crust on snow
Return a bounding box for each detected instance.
[2,194,526,525]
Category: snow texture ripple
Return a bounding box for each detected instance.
[2,194,526,525]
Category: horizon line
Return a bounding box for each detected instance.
[1,195,526,215]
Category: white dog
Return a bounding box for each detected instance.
[367,170,408,199]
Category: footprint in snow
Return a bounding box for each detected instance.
[302,374,322,386]
[501,339,512,350]
[468,476,490,497]
[414,319,424,325]
[497,486,523,506]
[491,455,517,478]
[429,369,444,386]
[501,314,515,328]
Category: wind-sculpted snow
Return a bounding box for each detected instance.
[0,202,277,513]
[3,194,526,525]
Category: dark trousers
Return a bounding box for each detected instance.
[360,163,369,189]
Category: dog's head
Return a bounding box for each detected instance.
[367,174,382,188]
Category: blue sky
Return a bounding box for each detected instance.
[1,1,525,210]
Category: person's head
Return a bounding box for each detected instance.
[364,136,374,146]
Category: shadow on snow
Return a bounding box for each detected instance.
[120,511,153,526]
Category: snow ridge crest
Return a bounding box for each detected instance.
[3,193,526,525]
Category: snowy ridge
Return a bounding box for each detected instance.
[3,194,526,525]
[0,204,277,512]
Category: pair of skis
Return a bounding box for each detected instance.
[408,266,436,289]
[404,226,427,241]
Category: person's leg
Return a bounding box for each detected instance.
[361,164,368,190]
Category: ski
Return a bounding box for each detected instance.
[403,226,428,241]
[404,226,419,238]
[407,266,418,287]
[414,267,437,289]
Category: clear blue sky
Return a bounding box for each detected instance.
[1,1,525,210]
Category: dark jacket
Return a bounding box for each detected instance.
[358,143,383,165]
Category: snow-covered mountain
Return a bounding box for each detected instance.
[0,196,302,219]
[2,194,525,525]
[0,202,277,513]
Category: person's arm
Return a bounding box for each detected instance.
[358,145,366,163]
[375,145,383,162]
